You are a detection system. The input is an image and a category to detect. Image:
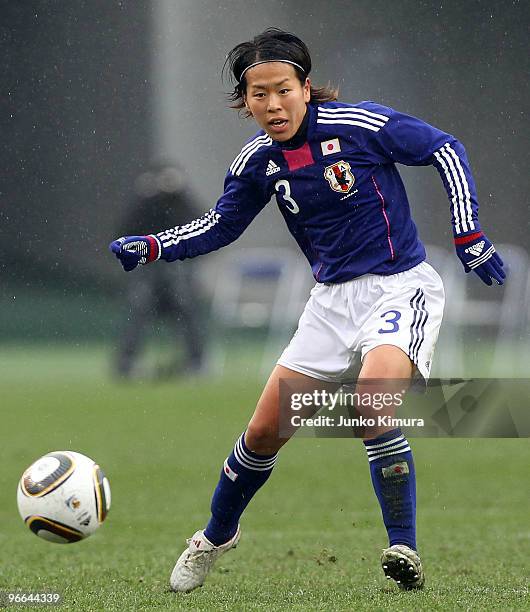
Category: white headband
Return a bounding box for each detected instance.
[239,59,305,82]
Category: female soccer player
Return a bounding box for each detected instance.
[110,28,504,592]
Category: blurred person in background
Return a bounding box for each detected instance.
[113,162,206,379]
[110,28,505,594]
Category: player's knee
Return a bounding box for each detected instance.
[362,345,414,379]
[245,423,282,454]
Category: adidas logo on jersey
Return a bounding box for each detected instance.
[465,240,485,257]
[266,160,281,176]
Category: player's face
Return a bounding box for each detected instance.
[244,62,311,142]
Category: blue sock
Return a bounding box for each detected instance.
[363,428,417,550]
[204,432,277,546]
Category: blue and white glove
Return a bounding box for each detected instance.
[109,235,161,272]
[454,231,505,286]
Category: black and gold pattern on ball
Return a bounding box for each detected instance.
[93,465,109,523]
[26,516,84,543]
[21,452,75,497]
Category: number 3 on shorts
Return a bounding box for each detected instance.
[378,310,401,333]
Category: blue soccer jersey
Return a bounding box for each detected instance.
[154,101,480,283]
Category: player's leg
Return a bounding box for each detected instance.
[352,262,444,587]
[204,364,312,547]
[357,345,424,589]
[170,365,332,592]
[205,364,338,543]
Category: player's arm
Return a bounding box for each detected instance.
[363,102,505,286]
[110,173,267,271]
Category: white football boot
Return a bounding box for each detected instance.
[169,526,241,592]
[381,544,425,590]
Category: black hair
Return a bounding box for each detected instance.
[223,28,338,115]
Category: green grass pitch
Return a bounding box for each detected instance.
[0,344,529,610]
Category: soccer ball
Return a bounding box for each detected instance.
[17,451,111,543]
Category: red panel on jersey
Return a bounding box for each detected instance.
[282,142,315,171]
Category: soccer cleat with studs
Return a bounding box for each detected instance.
[381,544,425,590]
[169,526,241,593]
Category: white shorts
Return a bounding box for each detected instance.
[278,262,445,384]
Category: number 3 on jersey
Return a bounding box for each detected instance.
[275,179,300,214]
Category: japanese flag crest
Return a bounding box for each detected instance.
[324,160,355,193]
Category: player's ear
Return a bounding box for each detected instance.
[243,94,252,116]
[303,78,311,103]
